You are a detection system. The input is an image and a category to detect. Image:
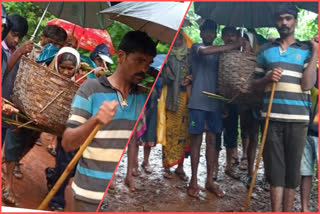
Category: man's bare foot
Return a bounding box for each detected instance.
[205,182,225,198]
[141,161,152,174]
[109,179,117,190]
[124,176,136,192]
[2,188,17,206]
[132,167,140,177]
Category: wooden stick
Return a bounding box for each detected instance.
[17,120,33,129]
[2,117,43,132]
[2,97,15,106]
[75,69,95,83]
[37,124,102,210]
[202,91,230,102]
[40,91,64,113]
[244,82,276,212]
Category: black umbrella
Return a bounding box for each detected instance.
[194,2,318,28]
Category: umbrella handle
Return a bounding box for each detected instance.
[30,2,51,41]
[37,123,102,210]
[243,82,276,212]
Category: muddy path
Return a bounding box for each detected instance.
[106,137,319,212]
[1,137,74,212]
[1,134,318,212]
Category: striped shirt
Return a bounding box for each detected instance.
[67,75,146,204]
[254,40,312,123]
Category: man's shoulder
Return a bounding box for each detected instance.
[258,41,277,54]
[295,41,312,51]
[78,77,113,97]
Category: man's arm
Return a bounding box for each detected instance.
[301,36,318,91]
[62,100,118,152]
[198,41,242,55]
[5,40,33,75]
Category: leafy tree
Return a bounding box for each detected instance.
[183,2,318,45]
[3,2,55,43]
[3,1,170,72]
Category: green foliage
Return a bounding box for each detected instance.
[183,2,318,45]
[3,2,55,44]
[3,2,172,73]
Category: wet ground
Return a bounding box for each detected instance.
[1,136,74,212]
[106,135,319,212]
[2,134,318,212]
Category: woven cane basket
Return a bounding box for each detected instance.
[12,56,79,135]
[217,50,263,106]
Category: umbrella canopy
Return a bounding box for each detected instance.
[46,19,115,53]
[33,1,113,29]
[194,2,318,28]
[100,2,190,44]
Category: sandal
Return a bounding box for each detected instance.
[240,176,252,189]
[35,138,43,146]
[141,162,152,174]
[205,183,225,198]
[239,158,248,170]
[47,147,57,157]
[163,170,173,179]
[174,170,189,181]
[187,186,200,198]
[2,189,17,206]
[231,156,240,166]
[259,178,270,191]
[225,167,240,180]
[13,163,23,179]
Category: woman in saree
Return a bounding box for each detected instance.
[162,32,192,180]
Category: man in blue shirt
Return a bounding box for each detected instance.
[187,20,243,198]
[252,3,317,211]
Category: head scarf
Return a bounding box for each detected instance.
[170,33,188,61]
[54,47,80,73]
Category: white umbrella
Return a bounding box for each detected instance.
[100,2,190,44]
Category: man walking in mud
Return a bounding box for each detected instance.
[61,31,156,212]
[252,3,318,212]
[187,20,243,198]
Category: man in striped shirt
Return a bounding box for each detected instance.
[252,3,318,212]
[62,31,156,212]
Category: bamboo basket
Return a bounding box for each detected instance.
[217,50,263,106]
[11,56,79,135]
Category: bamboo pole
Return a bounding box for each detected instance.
[244,82,276,212]
[37,124,102,210]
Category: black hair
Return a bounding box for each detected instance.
[274,3,298,19]
[7,14,28,37]
[200,19,217,33]
[43,25,67,42]
[58,53,77,66]
[118,31,156,57]
[222,27,238,36]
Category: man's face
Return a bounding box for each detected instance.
[275,13,297,37]
[200,30,216,45]
[222,32,238,45]
[118,50,154,85]
[173,33,184,48]
[94,56,105,68]
[4,31,23,49]
[40,35,65,49]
